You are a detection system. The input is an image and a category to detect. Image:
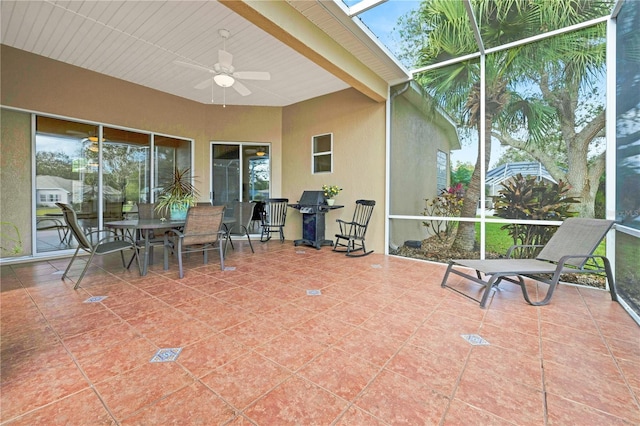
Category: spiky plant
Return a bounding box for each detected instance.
[155,167,199,216]
[494,173,579,258]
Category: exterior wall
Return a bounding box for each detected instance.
[389,93,456,249]
[282,89,386,254]
[0,45,282,258]
[0,109,32,257]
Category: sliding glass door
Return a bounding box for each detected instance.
[211,143,270,204]
[34,115,191,254]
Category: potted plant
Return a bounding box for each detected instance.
[155,167,199,220]
[322,184,342,206]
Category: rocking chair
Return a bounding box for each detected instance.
[333,199,375,257]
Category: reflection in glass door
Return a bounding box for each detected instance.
[34,115,192,254]
[211,143,270,204]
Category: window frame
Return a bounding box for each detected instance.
[311,133,333,174]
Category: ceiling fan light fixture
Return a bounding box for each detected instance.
[214,73,234,87]
[256,149,266,157]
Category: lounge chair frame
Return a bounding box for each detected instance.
[440,218,617,308]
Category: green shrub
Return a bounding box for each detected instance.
[422,184,464,241]
[494,174,579,258]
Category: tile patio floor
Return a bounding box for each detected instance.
[1,240,639,425]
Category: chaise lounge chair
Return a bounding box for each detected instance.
[440,218,617,308]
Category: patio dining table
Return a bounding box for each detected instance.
[105,216,236,276]
[104,218,185,276]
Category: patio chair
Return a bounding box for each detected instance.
[260,198,289,242]
[163,205,227,278]
[225,201,256,253]
[333,200,376,257]
[250,200,265,233]
[440,218,617,308]
[36,216,70,246]
[56,203,141,290]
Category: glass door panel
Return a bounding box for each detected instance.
[211,143,270,204]
[102,127,150,221]
[154,136,192,203]
[244,145,269,202]
[35,116,98,253]
[212,144,240,204]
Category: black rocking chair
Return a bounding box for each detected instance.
[333,199,375,257]
[260,198,289,242]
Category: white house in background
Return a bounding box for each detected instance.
[35,176,72,207]
[486,161,557,198]
[36,175,121,207]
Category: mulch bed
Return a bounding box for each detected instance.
[392,235,606,289]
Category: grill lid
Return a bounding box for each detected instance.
[298,190,326,206]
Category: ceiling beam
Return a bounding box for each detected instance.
[220,0,388,103]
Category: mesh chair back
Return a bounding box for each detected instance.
[104,201,124,221]
[182,205,225,246]
[56,202,92,250]
[349,200,376,239]
[263,198,288,227]
[536,218,615,267]
[228,201,255,235]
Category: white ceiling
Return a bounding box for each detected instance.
[1,0,410,107]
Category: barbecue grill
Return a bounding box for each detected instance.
[289,190,343,249]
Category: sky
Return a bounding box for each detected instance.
[343,0,420,65]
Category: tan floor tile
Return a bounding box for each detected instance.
[354,369,450,425]
[4,388,115,425]
[120,381,235,425]
[2,247,639,425]
[244,376,348,425]
[455,368,545,425]
[200,351,291,410]
[298,347,380,401]
[94,362,193,421]
[544,360,640,423]
[177,332,247,378]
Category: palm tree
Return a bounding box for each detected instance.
[399,0,610,251]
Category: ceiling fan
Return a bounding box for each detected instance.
[174,29,271,101]
[66,130,105,151]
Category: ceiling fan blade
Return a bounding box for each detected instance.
[174,60,214,74]
[232,80,251,96]
[218,50,233,68]
[194,78,212,90]
[233,71,271,81]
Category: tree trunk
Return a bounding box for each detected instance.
[452,117,493,252]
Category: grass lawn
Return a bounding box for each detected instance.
[475,220,607,257]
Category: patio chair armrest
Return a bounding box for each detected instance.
[92,229,135,246]
[505,244,545,258]
[336,219,355,234]
[36,217,65,229]
[556,254,607,270]
[164,228,184,241]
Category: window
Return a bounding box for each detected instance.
[34,115,191,254]
[312,133,333,173]
[436,150,447,192]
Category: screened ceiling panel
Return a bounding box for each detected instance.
[474,0,615,49]
[345,0,615,69]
